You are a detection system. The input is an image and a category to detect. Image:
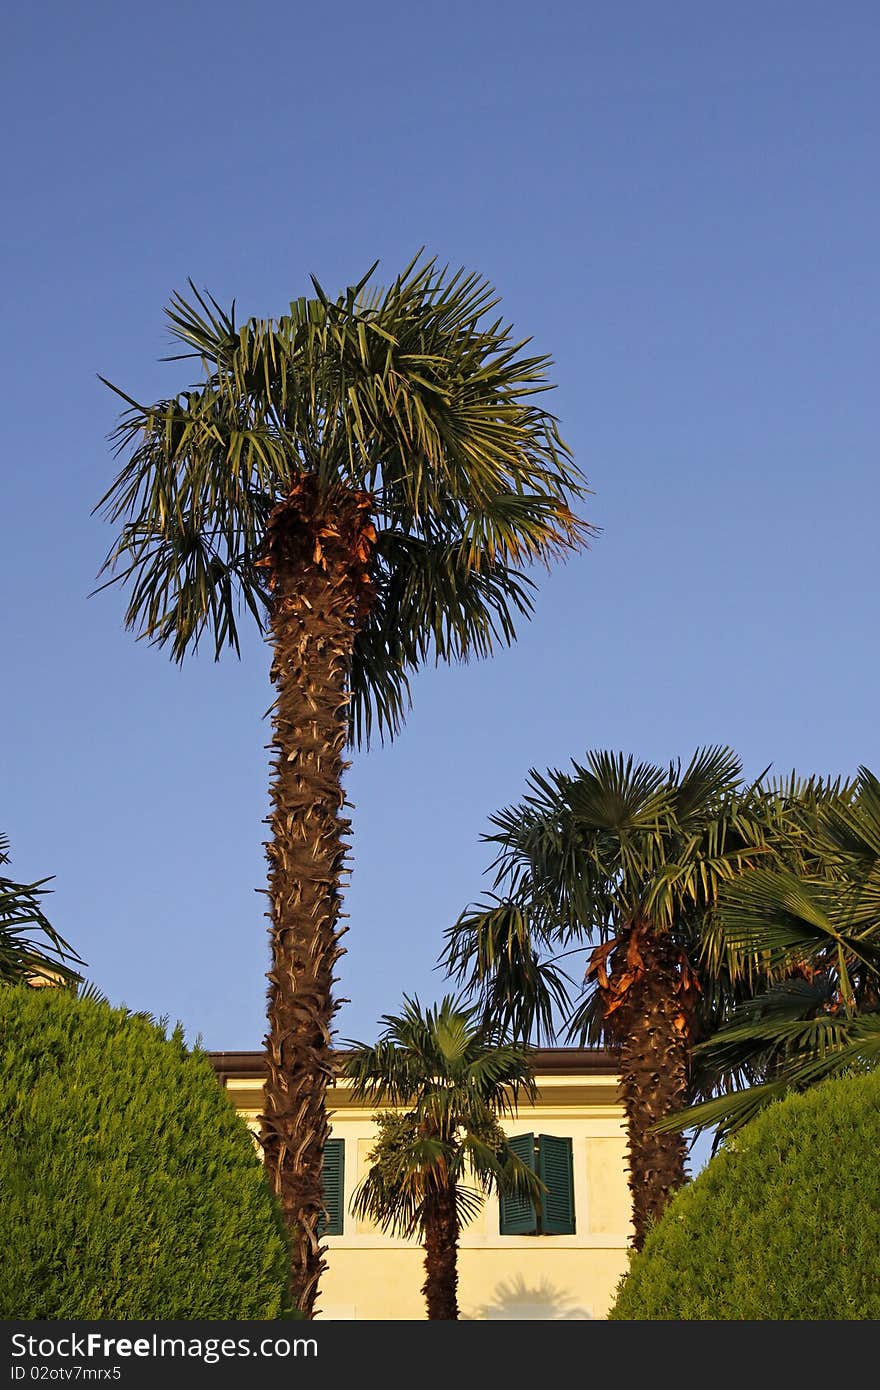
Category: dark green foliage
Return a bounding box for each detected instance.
[609,1068,880,1320]
[0,987,291,1318]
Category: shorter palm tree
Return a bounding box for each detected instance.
[342,994,543,1320]
[0,834,83,987]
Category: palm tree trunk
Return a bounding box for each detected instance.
[258,478,374,1317]
[608,922,691,1251]
[422,1186,460,1319]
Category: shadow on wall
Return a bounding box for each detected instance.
[464,1275,593,1321]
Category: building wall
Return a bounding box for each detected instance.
[217,1066,633,1320]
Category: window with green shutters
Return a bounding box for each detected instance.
[499,1133,575,1235]
[318,1137,345,1236]
[536,1134,575,1234]
[498,1133,538,1234]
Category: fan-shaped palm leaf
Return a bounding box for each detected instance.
[0,835,84,988]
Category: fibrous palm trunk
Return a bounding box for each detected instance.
[258,477,375,1317]
[604,920,692,1251]
[422,1185,461,1319]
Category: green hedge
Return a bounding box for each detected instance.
[609,1068,880,1320]
[0,986,291,1318]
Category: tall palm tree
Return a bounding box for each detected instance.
[94,255,592,1314]
[0,834,83,987]
[342,994,543,1319]
[661,765,880,1143]
[443,746,772,1249]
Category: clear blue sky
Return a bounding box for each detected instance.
[3,0,878,1152]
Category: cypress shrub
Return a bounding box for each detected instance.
[0,986,291,1318]
[609,1068,880,1320]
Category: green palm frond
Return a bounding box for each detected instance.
[349,1114,446,1238]
[698,996,854,1075]
[814,766,880,872]
[0,836,84,987]
[667,745,744,822]
[751,770,860,875]
[658,1010,880,1144]
[443,745,769,1051]
[351,529,537,743]
[778,1013,880,1083]
[655,1078,793,1140]
[563,986,607,1048]
[457,1132,545,1203]
[558,751,671,835]
[711,866,880,1009]
[441,897,575,1044]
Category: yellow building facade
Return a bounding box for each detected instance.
[210,1048,633,1321]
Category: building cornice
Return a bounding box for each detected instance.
[208,1046,617,1085]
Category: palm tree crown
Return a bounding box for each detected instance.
[95,254,593,743]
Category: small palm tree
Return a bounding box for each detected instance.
[95,255,592,1313]
[443,746,772,1249]
[0,834,83,987]
[342,994,543,1319]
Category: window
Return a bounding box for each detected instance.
[318,1138,345,1236]
[499,1133,575,1235]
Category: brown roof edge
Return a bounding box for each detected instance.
[207,1046,618,1084]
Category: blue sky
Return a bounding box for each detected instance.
[3,3,878,1172]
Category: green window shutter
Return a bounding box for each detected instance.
[318,1138,345,1236]
[499,1132,538,1235]
[537,1134,575,1235]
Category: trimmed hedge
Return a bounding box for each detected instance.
[609,1068,880,1320]
[0,986,291,1318]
